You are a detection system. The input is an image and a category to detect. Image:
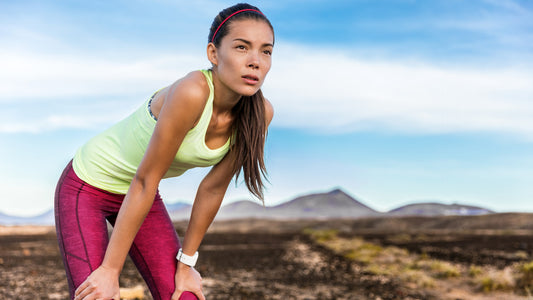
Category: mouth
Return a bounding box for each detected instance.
[242,74,259,84]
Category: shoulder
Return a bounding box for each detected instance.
[153,70,212,128]
[159,70,212,121]
[170,71,210,105]
[264,97,274,127]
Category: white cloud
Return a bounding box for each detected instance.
[0,50,209,132]
[0,50,205,101]
[263,43,533,137]
[2,0,531,136]
[1,42,532,137]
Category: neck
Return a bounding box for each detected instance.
[211,69,242,115]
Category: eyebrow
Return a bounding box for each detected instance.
[233,38,273,48]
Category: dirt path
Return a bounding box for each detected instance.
[0,228,431,299]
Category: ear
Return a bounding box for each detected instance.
[207,43,218,66]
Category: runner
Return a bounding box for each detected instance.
[54,3,275,299]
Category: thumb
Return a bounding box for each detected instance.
[171,290,182,300]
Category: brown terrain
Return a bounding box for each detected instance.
[1,214,533,299]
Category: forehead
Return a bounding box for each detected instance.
[225,19,274,45]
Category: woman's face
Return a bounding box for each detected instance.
[210,18,274,97]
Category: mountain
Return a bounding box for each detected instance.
[167,189,380,221]
[266,188,381,219]
[211,188,382,220]
[215,200,267,220]
[167,203,193,221]
[0,189,496,225]
[0,210,54,226]
[165,201,190,212]
[388,202,493,216]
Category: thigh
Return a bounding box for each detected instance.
[54,162,117,298]
[127,193,197,300]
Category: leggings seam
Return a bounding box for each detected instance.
[131,242,161,300]
[64,251,90,263]
[76,182,93,272]
[56,169,75,291]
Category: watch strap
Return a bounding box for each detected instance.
[176,248,198,267]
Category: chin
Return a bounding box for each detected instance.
[238,87,261,97]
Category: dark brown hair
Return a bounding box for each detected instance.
[208,3,274,202]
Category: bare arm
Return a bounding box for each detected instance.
[102,72,209,272]
[172,96,274,299]
[74,71,209,299]
[181,150,237,256]
[182,97,274,257]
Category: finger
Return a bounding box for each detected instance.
[75,281,89,296]
[74,284,94,300]
[171,290,182,300]
[198,291,206,300]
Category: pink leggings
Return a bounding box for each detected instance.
[54,161,198,300]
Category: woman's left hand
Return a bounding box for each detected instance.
[171,262,206,300]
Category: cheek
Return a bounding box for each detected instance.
[263,60,272,73]
[220,55,241,72]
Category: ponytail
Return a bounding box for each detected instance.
[231,90,268,202]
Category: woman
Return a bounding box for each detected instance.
[54,3,275,300]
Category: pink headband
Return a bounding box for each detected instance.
[211,9,264,43]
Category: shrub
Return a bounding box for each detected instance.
[344,242,383,265]
[366,263,394,276]
[469,265,483,278]
[478,268,515,292]
[430,261,460,279]
[303,228,339,243]
[399,269,436,288]
[517,261,533,290]
[481,276,495,292]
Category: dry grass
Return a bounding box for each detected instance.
[518,261,533,292]
[304,229,451,290]
[478,267,516,292]
[304,228,533,298]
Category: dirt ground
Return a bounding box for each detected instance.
[1,217,532,299]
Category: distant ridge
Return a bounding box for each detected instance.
[0,210,54,226]
[389,202,493,217]
[167,189,381,221]
[215,200,266,220]
[0,189,495,225]
[258,188,381,220]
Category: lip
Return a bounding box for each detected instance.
[242,74,260,85]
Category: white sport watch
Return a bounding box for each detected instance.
[176,248,199,267]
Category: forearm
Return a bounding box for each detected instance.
[101,177,157,273]
[180,184,226,256]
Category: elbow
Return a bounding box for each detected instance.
[131,173,146,188]
[198,178,229,199]
[131,173,158,196]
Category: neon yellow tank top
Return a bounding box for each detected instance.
[72,70,231,194]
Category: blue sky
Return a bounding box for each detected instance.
[1,0,532,216]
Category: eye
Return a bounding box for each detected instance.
[263,49,272,56]
[236,45,246,50]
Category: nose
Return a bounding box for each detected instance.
[247,52,260,69]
